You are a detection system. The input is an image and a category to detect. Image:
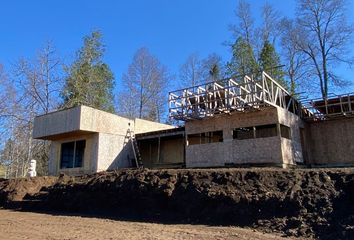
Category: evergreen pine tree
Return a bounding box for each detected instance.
[259,40,287,88]
[227,37,259,78]
[209,63,220,82]
[61,31,115,112]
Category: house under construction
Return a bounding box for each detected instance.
[33,71,354,175]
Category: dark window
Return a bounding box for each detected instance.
[60,140,86,169]
[188,131,223,145]
[234,124,278,140]
[60,142,74,169]
[233,127,254,140]
[280,125,291,139]
[255,124,277,138]
[188,133,202,145]
[209,131,223,143]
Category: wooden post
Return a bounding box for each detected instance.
[157,136,161,163]
[277,123,281,138]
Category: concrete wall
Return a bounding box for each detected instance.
[185,107,303,168]
[33,106,135,140]
[48,131,134,175]
[185,107,282,167]
[306,118,354,165]
[134,118,175,134]
[34,105,174,140]
[277,107,305,164]
[80,106,134,135]
[96,133,133,171]
[231,137,283,164]
[33,107,82,139]
[185,107,279,136]
[186,142,226,167]
[186,137,283,168]
[281,138,294,165]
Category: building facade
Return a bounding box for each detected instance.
[33,105,174,175]
[33,72,354,176]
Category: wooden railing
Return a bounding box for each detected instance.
[302,93,354,121]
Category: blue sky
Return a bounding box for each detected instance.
[1,0,354,95]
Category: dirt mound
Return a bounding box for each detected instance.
[1,168,354,239]
[0,176,57,204]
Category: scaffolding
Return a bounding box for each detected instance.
[169,71,305,121]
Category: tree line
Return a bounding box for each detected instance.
[0,0,353,177]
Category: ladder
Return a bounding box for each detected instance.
[126,129,143,168]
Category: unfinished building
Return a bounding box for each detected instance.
[33,71,354,175]
[302,94,354,166]
[168,72,306,168]
[33,106,174,175]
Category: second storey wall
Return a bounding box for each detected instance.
[277,107,305,164]
[306,117,354,166]
[185,107,283,167]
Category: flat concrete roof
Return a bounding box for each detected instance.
[33,105,175,140]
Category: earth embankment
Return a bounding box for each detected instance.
[1,168,353,239]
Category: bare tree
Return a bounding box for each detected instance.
[296,0,354,98]
[118,47,169,122]
[0,43,62,177]
[0,65,16,119]
[261,2,281,44]
[230,0,255,46]
[0,65,16,176]
[15,43,62,115]
[280,18,311,95]
[179,53,202,87]
[228,0,280,77]
[201,53,225,82]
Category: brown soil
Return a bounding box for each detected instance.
[0,209,291,240]
[1,168,354,239]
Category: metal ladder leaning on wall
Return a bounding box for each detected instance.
[126,128,143,168]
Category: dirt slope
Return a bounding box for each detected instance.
[1,168,354,239]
